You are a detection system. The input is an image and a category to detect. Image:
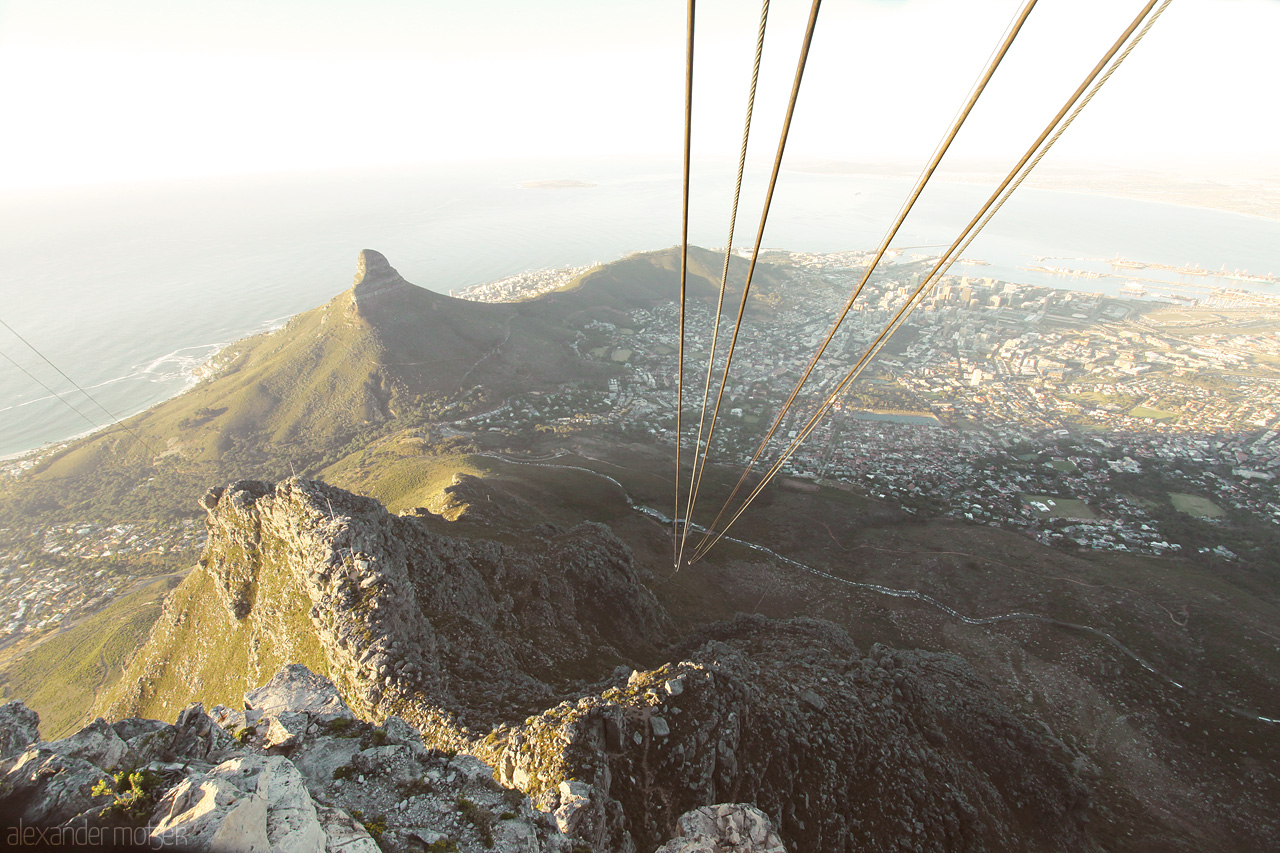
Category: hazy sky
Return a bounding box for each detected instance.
[0,0,1274,189]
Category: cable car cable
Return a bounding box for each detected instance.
[674,0,696,567]
[678,0,772,567]
[676,0,823,566]
[692,0,1041,548]
[690,0,1171,562]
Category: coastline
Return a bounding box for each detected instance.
[0,315,293,464]
[5,170,1280,459]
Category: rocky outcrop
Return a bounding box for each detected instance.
[655,804,787,853]
[1,665,571,853]
[244,662,354,717]
[483,616,1093,853]
[349,249,413,313]
[0,700,40,759]
[104,477,668,736]
[95,479,1100,852]
[0,748,112,827]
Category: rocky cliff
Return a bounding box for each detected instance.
[479,616,1091,853]
[2,665,574,852]
[102,478,668,737]
[95,480,1098,852]
[4,665,798,853]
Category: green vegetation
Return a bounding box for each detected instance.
[1170,492,1226,518]
[1128,405,1179,422]
[457,794,496,847]
[349,810,387,843]
[0,243,616,533]
[1020,495,1098,520]
[0,247,752,729]
[325,717,359,736]
[332,764,356,781]
[1111,468,1280,569]
[426,841,459,853]
[321,440,485,517]
[91,768,163,825]
[93,548,330,723]
[0,574,182,739]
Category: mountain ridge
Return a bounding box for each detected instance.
[17,245,773,485]
[3,246,1276,851]
[94,476,1096,852]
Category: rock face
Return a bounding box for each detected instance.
[0,665,571,853]
[349,248,412,311]
[654,804,787,853]
[0,700,40,759]
[482,616,1092,853]
[104,477,668,738]
[93,479,1099,852]
[245,663,354,717]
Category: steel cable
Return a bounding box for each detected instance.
[0,346,104,434]
[674,0,696,566]
[690,0,1041,548]
[0,315,166,458]
[677,0,772,567]
[691,0,1171,562]
[675,0,823,567]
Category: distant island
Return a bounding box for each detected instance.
[518,179,596,189]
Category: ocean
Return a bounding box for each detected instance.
[3,157,1279,458]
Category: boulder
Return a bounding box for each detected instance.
[152,755,327,853]
[245,664,353,718]
[39,717,128,771]
[122,723,182,765]
[315,805,381,853]
[555,780,602,840]
[0,701,40,759]
[381,715,427,756]
[174,702,241,762]
[112,717,170,742]
[491,817,545,853]
[451,753,498,785]
[352,743,420,786]
[798,689,826,712]
[263,711,311,751]
[654,804,787,853]
[153,771,265,851]
[289,736,362,790]
[208,705,247,731]
[0,748,112,825]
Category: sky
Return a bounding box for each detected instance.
[0,0,1275,189]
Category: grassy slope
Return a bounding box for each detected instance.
[0,573,183,738]
[535,245,787,319]
[319,436,485,516]
[0,247,828,739]
[97,544,329,723]
[3,246,693,527]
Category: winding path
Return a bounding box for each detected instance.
[473,450,1279,727]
